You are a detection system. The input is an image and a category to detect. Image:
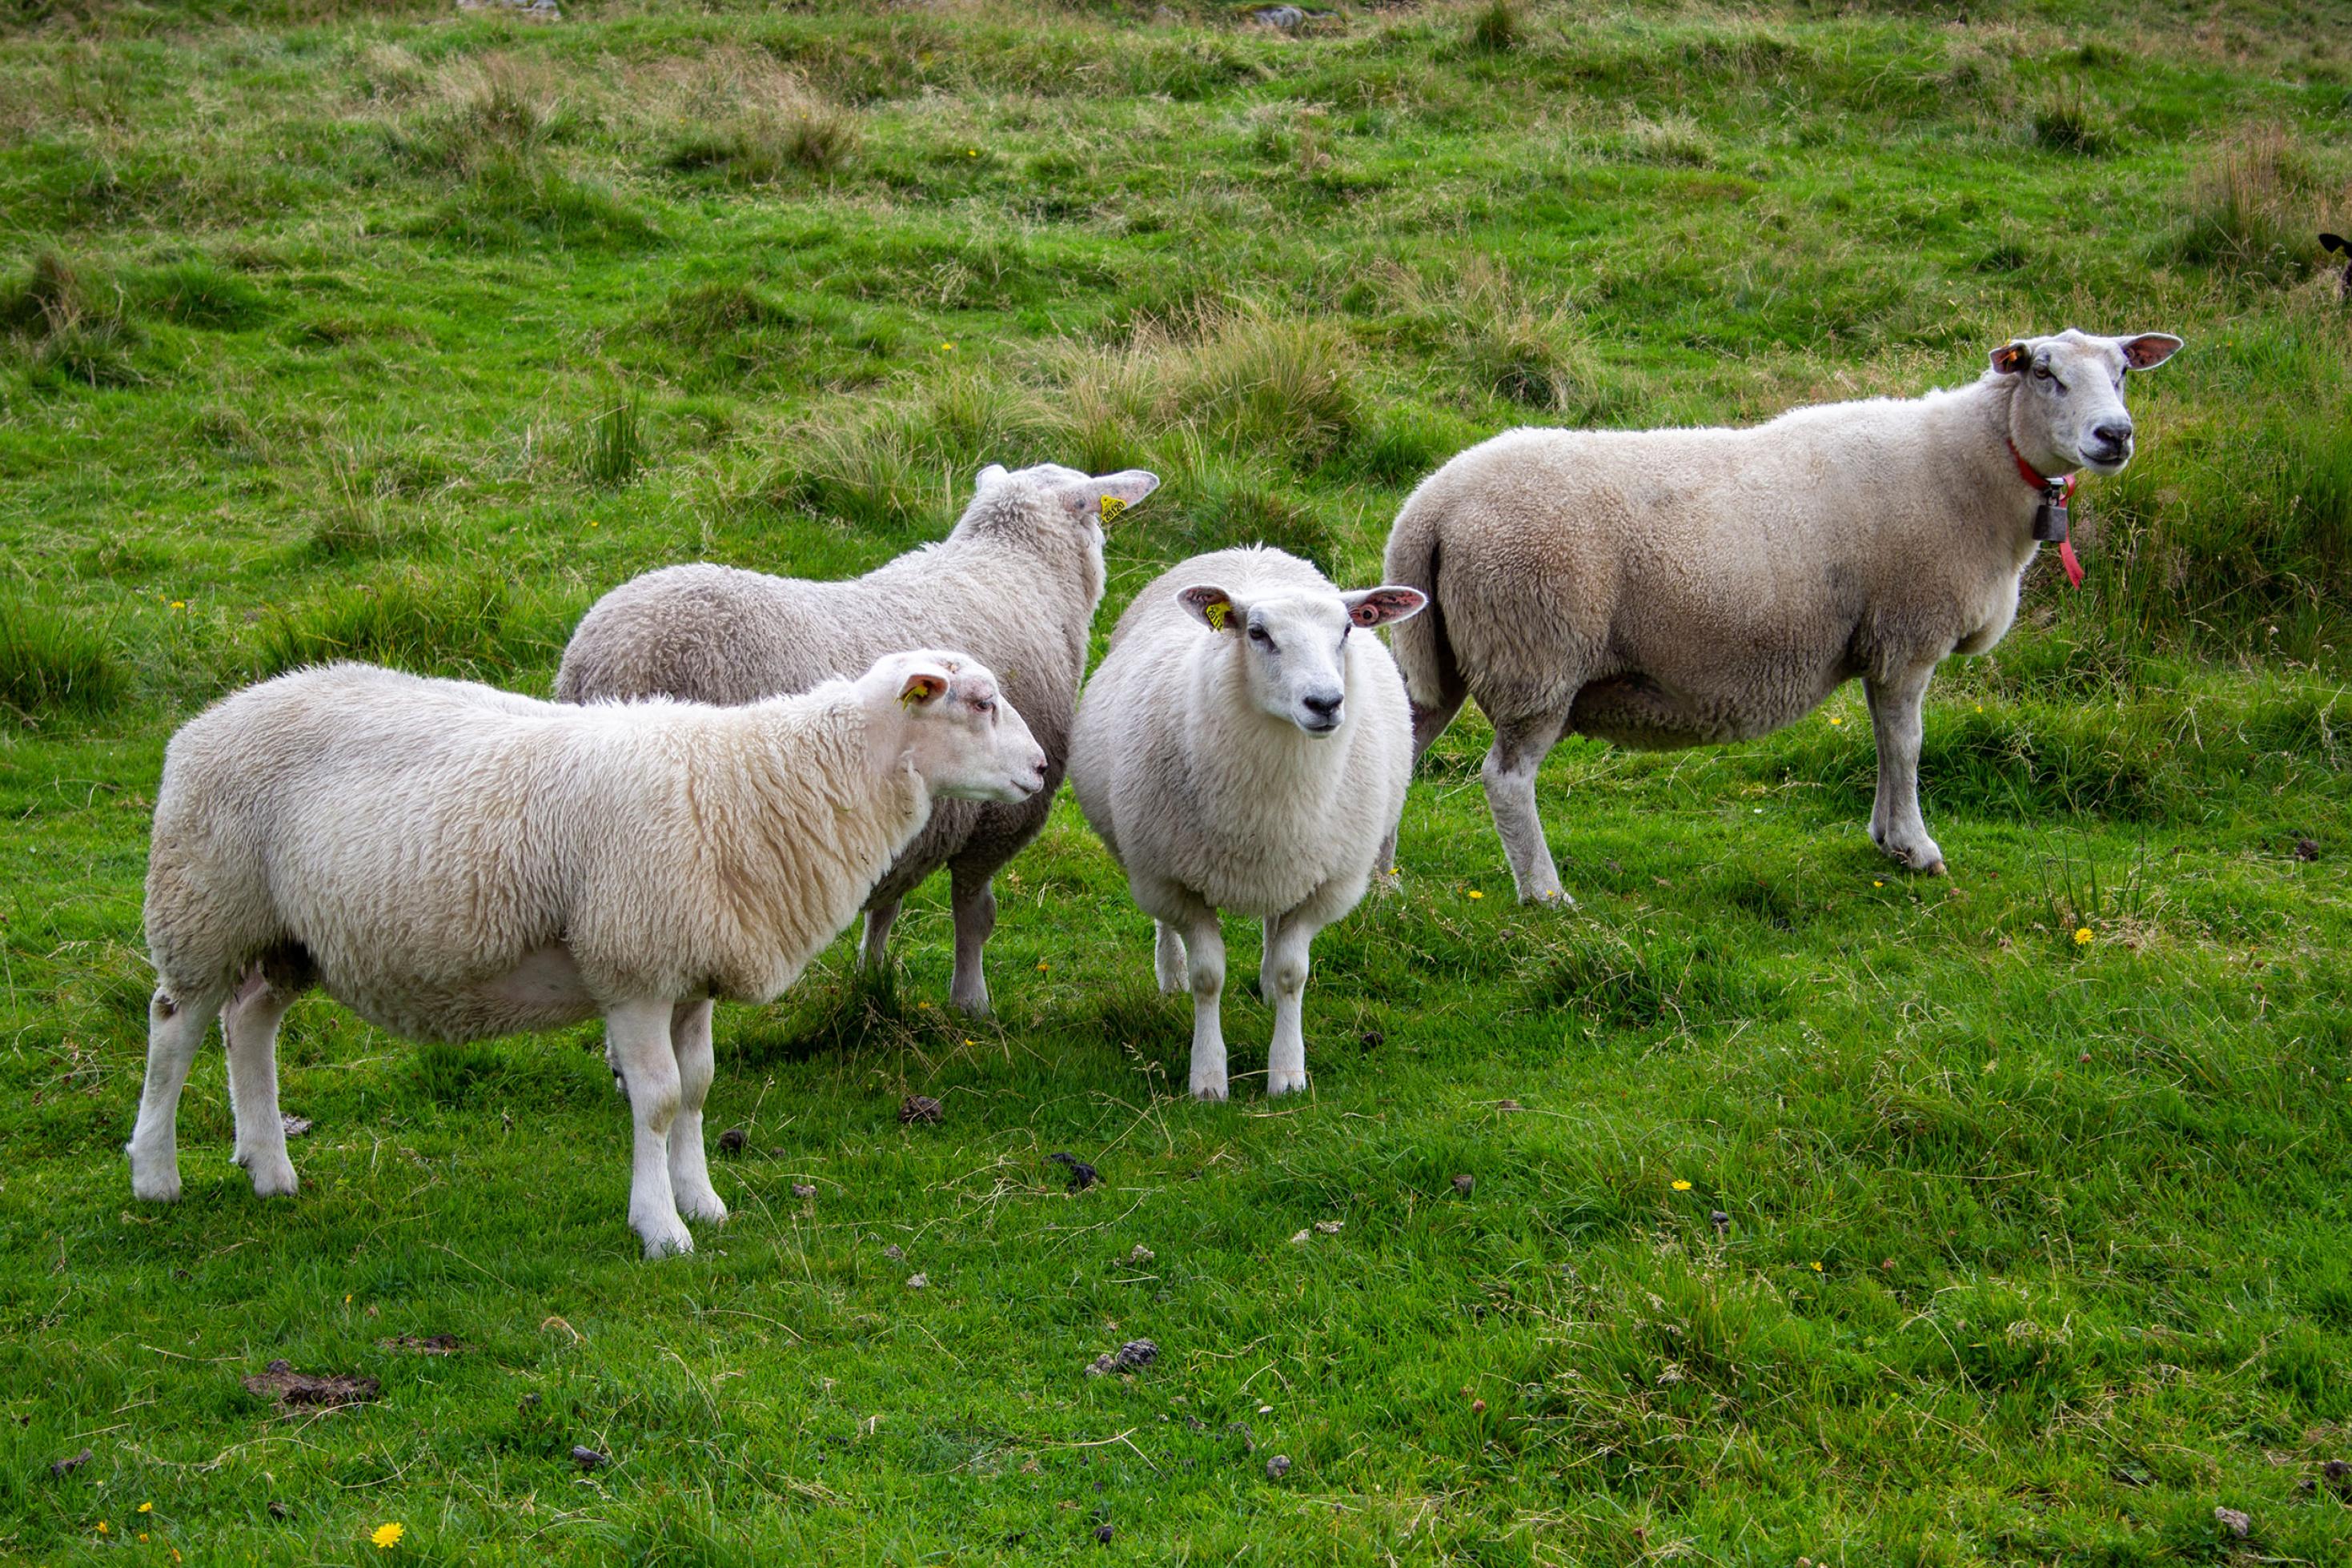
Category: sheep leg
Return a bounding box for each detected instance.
[947,861,997,1017]
[1864,664,1945,874]
[607,998,693,1259]
[225,972,300,1199]
[858,895,902,975]
[1263,912,1321,1097]
[1481,713,1572,905]
[666,999,726,1226]
[126,987,224,1202]
[1154,921,1186,994]
[1180,915,1230,1102]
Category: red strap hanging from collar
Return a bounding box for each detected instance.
[2007,440,2083,589]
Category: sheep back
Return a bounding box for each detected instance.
[144,664,925,1042]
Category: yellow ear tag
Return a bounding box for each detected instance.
[1204,601,1230,632]
[1098,494,1127,523]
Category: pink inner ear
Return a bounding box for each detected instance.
[1351,603,1381,628]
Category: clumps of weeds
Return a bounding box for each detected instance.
[656,48,860,184]
[581,393,649,487]
[0,596,126,723]
[2162,126,2330,283]
[0,249,145,388]
[1610,111,1717,169]
[1467,0,1523,54]
[390,51,574,176]
[2030,78,2112,156]
[1378,259,1620,419]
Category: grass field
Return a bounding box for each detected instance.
[4,0,2352,1560]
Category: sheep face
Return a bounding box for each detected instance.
[1990,328,2183,478]
[861,651,1048,804]
[1175,583,1427,737]
[973,461,1160,542]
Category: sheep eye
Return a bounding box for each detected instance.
[2032,365,2052,380]
[1248,626,1272,647]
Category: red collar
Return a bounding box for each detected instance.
[2008,439,2083,589]
[2007,439,2076,500]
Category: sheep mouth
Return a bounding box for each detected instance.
[1298,716,1343,736]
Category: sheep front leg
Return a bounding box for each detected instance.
[1263,910,1322,1097]
[948,861,997,1017]
[666,1000,726,1226]
[225,974,300,1199]
[1481,713,1572,905]
[126,987,223,1202]
[607,998,692,1259]
[1864,664,1945,874]
[1181,914,1230,1101]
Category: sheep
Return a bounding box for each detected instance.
[2323,232,2350,297]
[1380,327,2184,903]
[556,462,1158,1019]
[128,651,1046,1259]
[1067,546,1426,1101]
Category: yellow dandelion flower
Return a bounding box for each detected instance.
[1809,1261,1823,1273]
[97,1522,110,1535]
[1872,880,1883,888]
[1036,960,1050,971]
[2073,927,2094,946]
[1828,716,1842,726]
[371,1522,407,1550]
[140,1534,150,1544]
[966,147,979,157]
[1974,704,1985,712]
[1467,890,1483,900]
[939,341,956,351]
[139,1503,153,1514]
[171,600,187,609]
[1671,1180,1692,1192]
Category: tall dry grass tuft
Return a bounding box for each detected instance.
[2165,126,2330,283]
[391,52,572,174]
[658,50,859,182]
[0,249,144,387]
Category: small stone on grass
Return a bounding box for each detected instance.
[1266,1454,1291,1479]
[572,1445,606,1471]
[900,1094,944,1125]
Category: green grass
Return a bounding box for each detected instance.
[3,0,2352,1561]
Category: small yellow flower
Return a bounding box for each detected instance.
[139,1503,153,1514]
[939,341,956,351]
[1872,880,1883,888]
[1828,716,1842,726]
[1037,960,1050,971]
[97,1522,110,1535]
[1467,890,1483,900]
[140,1534,150,1543]
[588,521,599,529]
[963,1037,974,1046]
[371,1521,407,1550]
[172,1552,183,1565]
[171,600,187,609]
[1974,704,1985,712]
[1809,1261,1823,1273]
[2073,927,2095,946]
[966,147,979,157]
[1671,1179,1692,1192]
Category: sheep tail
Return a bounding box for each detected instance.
[1382,510,1466,760]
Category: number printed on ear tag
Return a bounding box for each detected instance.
[1205,601,1230,632]
[1099,495,1127,523]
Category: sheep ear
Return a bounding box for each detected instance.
[1175,585,1238,632]
[975,463,1011,490]
[1989,341,2033,375]
[2320,233,2348,256]
[897,668,951,708]
[1342,586,1427,629]
[1064,469,1159,525]
[2114,332,2182,371]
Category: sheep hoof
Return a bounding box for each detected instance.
[1190,1081,1230,1103]
[245,1158,299,1199]
[676,1188,729,1225]
[950,988,990,1018]
[636,1216,695,1259]
[129,1165,183,1203]
[1266,1073,1309,1097]
[1525,887,1577,909]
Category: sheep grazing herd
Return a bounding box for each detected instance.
[130,328,2181,1257]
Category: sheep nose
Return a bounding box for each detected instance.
[1302,691,1343,720]
[2091,420,2132,451]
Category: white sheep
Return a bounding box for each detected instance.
[1382,328,2184,902]
[1068,547,1426,1101]
[130,652,1046,1258]
[556,462,1158,1018]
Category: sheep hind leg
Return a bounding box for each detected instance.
[1864,664,1945,874]
[946,860,997,1017]
[1482,713,1572,906]
[1262,912,1322,1097]
[858,894,902,976]
[1154,921,1186,994]
[607,998,692,1259]
[225,971,301,1198]
[127,986,225,1202]
[1181,916,1230,1102]
[665,1000,726,1226]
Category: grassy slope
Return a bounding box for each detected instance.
[2,1,2351,1561]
